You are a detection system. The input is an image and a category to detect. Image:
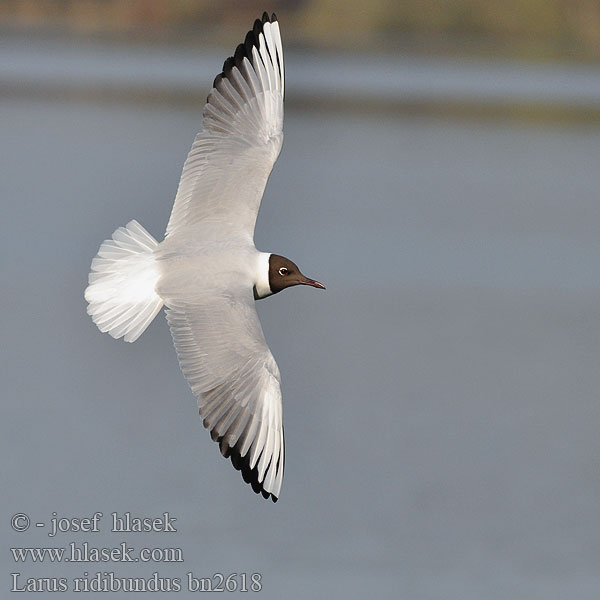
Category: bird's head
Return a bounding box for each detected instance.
[267,254,325,295]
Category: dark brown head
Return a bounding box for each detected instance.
[268,254,325,295]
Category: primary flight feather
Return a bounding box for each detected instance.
[84,13,325,502]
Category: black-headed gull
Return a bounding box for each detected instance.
[85,13,324,502]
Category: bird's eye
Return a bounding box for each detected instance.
[278,267,289,276]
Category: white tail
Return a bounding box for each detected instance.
[85,220,163,343]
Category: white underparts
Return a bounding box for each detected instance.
[254,252,272,299]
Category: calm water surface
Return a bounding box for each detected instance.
[2,74,600,598]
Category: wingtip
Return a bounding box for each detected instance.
[244,29,257,55]
[212,12,281,95]
[233,42,246,68]
[213,429,281,502]
[222,55,235,76]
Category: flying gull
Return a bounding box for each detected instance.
[84,13,325,502]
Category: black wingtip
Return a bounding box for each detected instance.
[209,427,279,502]
[233,43,245,68]
[211,72,223,91]
[231,449,277,502]
[221,55,235,76]
[244,30,256,56]
[212,13,277,95]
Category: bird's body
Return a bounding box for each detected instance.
[157,234,264,300]
[84,14,324,502]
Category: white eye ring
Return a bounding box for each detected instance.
[278,267,289,276]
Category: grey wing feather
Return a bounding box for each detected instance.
[166,15,284,239]
[166,290,284,501]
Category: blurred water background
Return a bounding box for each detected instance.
[2,1,600,598]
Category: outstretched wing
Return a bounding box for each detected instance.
[166,13,284,239]
[166,289,284,501]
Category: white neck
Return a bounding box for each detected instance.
[254,252,272,299]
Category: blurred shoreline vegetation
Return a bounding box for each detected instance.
[1,0,599,63]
